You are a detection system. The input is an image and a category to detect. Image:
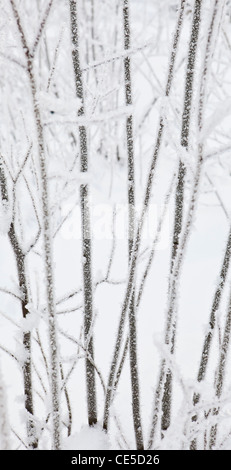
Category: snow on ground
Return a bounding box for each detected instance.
[64,425,111,450]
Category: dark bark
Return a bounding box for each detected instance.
[191,226,231,423]
[161,0,203,435]
[0,163,37,448]
[9,0,60,450]
[123,0,144,450]
[69,0,97,427]
[147,1,187,449]
[188,0,223,449]
[103,121,165,433]
[103,0,186,435]
[209,288,231,449]
[8,225,37,448]
[112,177,175,402]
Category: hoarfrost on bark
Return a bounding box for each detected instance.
[1,0,231,451]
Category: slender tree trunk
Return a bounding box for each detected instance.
[8,226,38,449]
[9,0,60,450]
[0,163,37,448]
[194,0,226,383]
[90,0,98,86]
[30,66,60,451]
[103,0,186,433]
[190,226,231,446]
[187,0,224,449]
[123,0,144,450]
[209,291,231,448]
[161,0,203,435]
[69,0,97,427]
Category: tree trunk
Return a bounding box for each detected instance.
[103,0,186,435]
[123,0,144,451]
[188,0,224,449]
[8,225,38,449]
[9,0,60,450]
[69,0,97,427]
[1,162,37,448]
[161,0,203,436]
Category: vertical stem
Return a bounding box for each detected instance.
[90,0,98,85]
[29,63,60,453]
[9,0,60,450]
[69,0,97,426]
[195,213,231,384]
[8,226,38,449]
[188,0,224,449]
[123,0,144,450]
[192,226,231,446]
[60,362,72,437]
[103,0,186,434]
[1,162,37,448]
[161,0,203,435]
[209,286,231,448]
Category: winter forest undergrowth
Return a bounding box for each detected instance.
[1,0,231,450]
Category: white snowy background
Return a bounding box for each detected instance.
[0,0,231,450]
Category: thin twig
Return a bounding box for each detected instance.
[31,0,54,57]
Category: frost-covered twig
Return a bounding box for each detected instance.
[193,227,231,400]
[105,206,116,281]
[205,145,231,161]
[11,428,28,450]
[0,344,18,362]
[113,413,130,450]
[113,336,129,392]
[0,287,22,302]
[23,176,42,253]
[60,362,72,437]
[46,25,64,93]
[58,327,106,395]
[52,200,77,239]
[112,174,175,400]
[0,310,21,328]
[56,287,82,306]
[32,360,48,397]
[56,305,82,315]
[35,330,49,379]
[82,42,152,73]
[205,172,230,220]
[137,97,158,136]
[13,143,32,185]
[31,0,54,57]
[136,173,176,309]
[0,51,26,69]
